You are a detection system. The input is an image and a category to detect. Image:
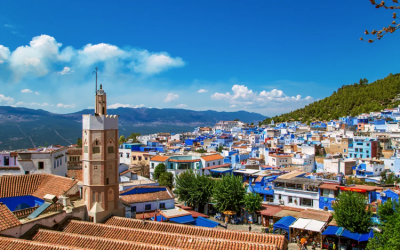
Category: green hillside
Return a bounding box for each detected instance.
[262,73,400,124]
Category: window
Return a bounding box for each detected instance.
[107,146,114,154]
[145,157,148,161]
[132,156,136,161]
[343,149,346,153]
[322,189,335,198]
[106,178,109,185]
[93,147,100,154]
[38,161,44,170]
[289,196,293,203]
[278,194,281,200]
[367,143,370,146]
[375,168,378,172]
[84,146,88,153]
[300,198,313,207]
[93,192,96,202]
[25,171,29,175]
[138,156,142,161]
[367,155,370,158]
[126,153,130,158]
[131,206,136,212]
[350,153,352,157]
[145,204,151,210]
[57,159,59,167]
[379,168,382,171]
[392,163,394,166]
[366,150,369,153]
[4,156,9,166]
[160,203,165,209]
[170,163,173,169]
[54,162,56,169]
[207,163,210,167]
[213,162,215,166]
[151,163,154,168]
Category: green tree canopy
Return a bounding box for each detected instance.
[127,132,141,143]
[119,135,126,145]
[158,172,174,189]
[243,193,263,214]
[196,148,206,153]
[154,163,167,180]
[367,200,400,250]
[332,191,373,233]
[76,138,82,147]
[217,145,224,153]
[213,174,246,212]
[174,170,215,210]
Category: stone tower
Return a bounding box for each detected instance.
[81,83,124,223]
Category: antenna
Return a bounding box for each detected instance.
[93,67,98,94]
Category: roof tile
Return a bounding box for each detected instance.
[0,203,21,231]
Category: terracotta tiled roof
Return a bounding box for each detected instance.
[259,204,283,216]
[105,217,287,249]
[202,163,231,170]
[62,220,281,250]
[0,202,21,231]
[200,154,224,161]
[31,229,179,250]
[67,169,82,182]
[120,190,174,204]
[0,237,82,250]
[32,175,78,199]
[169,159,201,163]
[255,176,266,182]
[299,210,332,222]
[0,174,46,198]
[319,183,339,190]
[185,210,209,218]
[0,174,77,199]
[150,155,169,162]
[119,169,136,176]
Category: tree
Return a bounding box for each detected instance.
[367,200,400,250]
[213,174,246,212]
[154,163,167,180]
[217,145,224,153]
[159,172,174,189]
[243,193,263,214]
[174,170,215,210]
[196,148,206,153]
[234,119,240,121]
[332,191,373,233]
[361,1,399,43]
[77,138,82,147]
[119,135,127,145]
[127,132,141,143]
[380,172,400,184]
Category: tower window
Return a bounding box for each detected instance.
[38,161,44,170]
[84,146,88,153]
[106,178,109,185]
[107,146,114,153]
[93,147,100,154]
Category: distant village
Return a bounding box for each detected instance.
[1,85,400,249]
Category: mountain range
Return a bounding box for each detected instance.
[0,106,266,150]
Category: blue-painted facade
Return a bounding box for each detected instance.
[379,189,399,204]
[0,195,44,211]
[319,196,336,211]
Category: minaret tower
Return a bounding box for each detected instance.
[81,68,124,222]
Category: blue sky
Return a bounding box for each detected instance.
[0,0,399,116]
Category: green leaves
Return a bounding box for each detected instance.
[174,170,215,208]
[154,163,167,180]
[158,172,174,189]
[212,175,246,212]
[367,200,400,250]
[243,193,263,214]
[332,191,373,233]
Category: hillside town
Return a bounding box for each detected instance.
[1,83,400,249]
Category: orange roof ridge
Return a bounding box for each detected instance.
[63,220,281,249]
[0,202,21,231]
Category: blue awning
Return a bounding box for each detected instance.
[192,217,219,228]
[151,215,167,221]
[169,214,195,224]
[340,229,373,242]
[322,226,340,235]
[273,216,296,239]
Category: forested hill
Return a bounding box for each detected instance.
[262,73,400,124]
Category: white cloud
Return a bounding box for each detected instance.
[108,103,145,109]
[176,104,187,107]
[21,89,33,93]
[0,34,186,80]
[0,45,10,64]
[57,103,76,108]
[164,93,179,102]
[4,24,15,28]
[57,66,73,75]
[29,102,49,107]
[198,89,208,93]
[130,50,185,74]
[211,84,314,108]
[0,94,15,105]
[35,91,40,95]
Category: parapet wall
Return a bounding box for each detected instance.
[82,115,119,130]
